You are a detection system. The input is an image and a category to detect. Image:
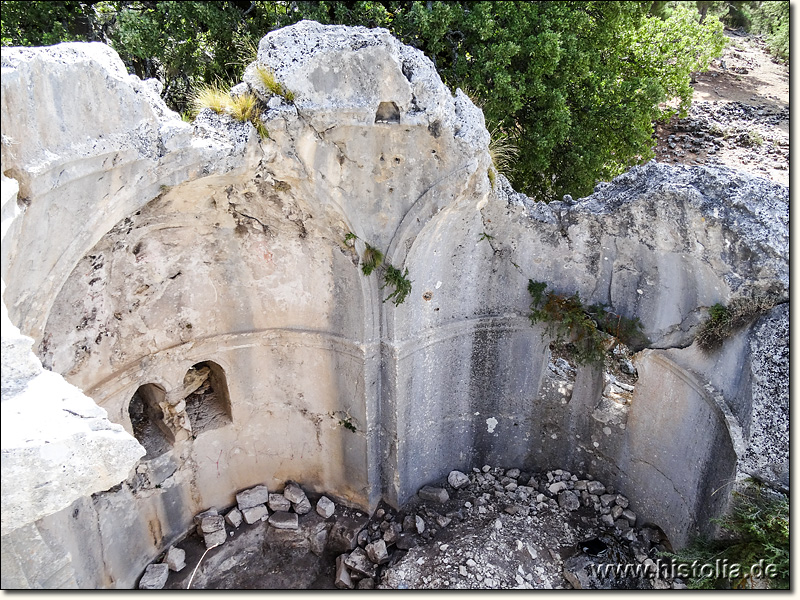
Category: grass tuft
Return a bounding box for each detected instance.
[489,126,520,176]
[190,81,232,116]
[229,92,259,122]
[696,293,779,351]
[255,65,295,102]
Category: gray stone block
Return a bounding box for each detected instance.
[269,511,299,530]
[316,496,335,519]
[138,563,169,589]
[236,485,270,510]
[268,493,291,512]
[241,504,268,524]
[163,546,185,572]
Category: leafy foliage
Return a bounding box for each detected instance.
[382,265,412,307]
[663,482,789,589]
[1,1,727,200]
[528,279,647,365]
[749,0,789,62]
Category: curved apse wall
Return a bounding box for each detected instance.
[1,21,787,588]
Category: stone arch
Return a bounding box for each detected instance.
[182,361,232,436]
[375,101,400,124]
[128,383,174,460]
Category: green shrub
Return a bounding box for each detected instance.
[382,265,412,306]
[527,280,646,365]
[663,482,788,589]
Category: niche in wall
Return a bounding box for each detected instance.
[129,383,173,460]
[183,361,232,436]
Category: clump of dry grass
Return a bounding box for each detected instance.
[190,83,268,139]
[189,82,232,116]
[255,65,295,102]
[696,292,780,351]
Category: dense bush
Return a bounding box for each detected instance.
[1,1,726,201]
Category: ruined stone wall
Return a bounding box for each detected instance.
[1,21,788,588]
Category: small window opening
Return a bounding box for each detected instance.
[375,101,400,124]
[184,361,232,435]
[129,383,173,460]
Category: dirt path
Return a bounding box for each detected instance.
[654,30,789,187]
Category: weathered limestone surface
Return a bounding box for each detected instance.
[1,285,145,538]
[0,20,788,588]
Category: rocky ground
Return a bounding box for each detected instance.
[653,30,789,187]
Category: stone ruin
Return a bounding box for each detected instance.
[0,21,788,589]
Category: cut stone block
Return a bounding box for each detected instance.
[199,515,224,533]
[269,511,299,530]
[293,495,312,515]
[236,485,270,510]
[241,504,268,524]
[268,493,292,512]
[283,482,308,505]
[203,529,226,548]
[225,508,243,528]
[163,546,186,572]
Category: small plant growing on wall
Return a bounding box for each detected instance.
[382,266,413,306]
[528,279,647,365]
[695,292,780,352]
[345,233,413,306]
[361,242,384,276]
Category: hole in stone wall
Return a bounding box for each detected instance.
[375,101,400,124]
[129,383,173,460]
[183,361,232,435]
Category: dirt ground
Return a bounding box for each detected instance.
[653,30,789,186]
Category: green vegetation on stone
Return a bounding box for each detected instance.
[2,0,729,201]
[662,481,789,589]
[528,279,647,365]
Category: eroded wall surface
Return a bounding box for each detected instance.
[1,21,788,588]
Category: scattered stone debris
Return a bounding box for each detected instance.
[145,471,681,590]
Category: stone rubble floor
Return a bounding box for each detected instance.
[160,467,682,590]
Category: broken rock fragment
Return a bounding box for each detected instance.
[418,485,449,503]
[448,470,470,489]
[316,495,335,518]
[163,546,186,572]
[344,547,377,578]
[335,554,354,589]
[139,563,169,589]
[365,539,389,565]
